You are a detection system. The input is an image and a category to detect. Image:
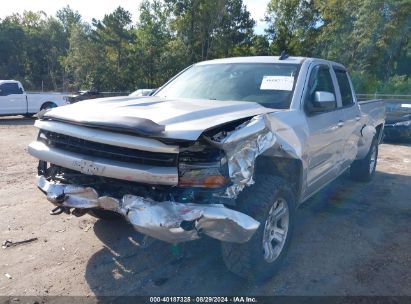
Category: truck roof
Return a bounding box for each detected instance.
[0,80,21,85]
[196,56,306,65]
[195,56,346,69]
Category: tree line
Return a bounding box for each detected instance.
[0,0,409,94]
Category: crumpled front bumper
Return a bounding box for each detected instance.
[37,176,260,244]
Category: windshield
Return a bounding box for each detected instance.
[155,63,300,109]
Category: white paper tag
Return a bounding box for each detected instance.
[260,76,294,91]
[401,104,411,108]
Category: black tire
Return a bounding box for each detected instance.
[23,113,34,118]
[40,102,57,111]
[350,137,378,182]
[88,209,123,221]
[221,175,296,282]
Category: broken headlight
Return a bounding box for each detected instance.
[37,130,50,145]
[178,143,229,188]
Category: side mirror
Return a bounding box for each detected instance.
[308,91,336,113]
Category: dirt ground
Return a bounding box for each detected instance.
[0,116,410,297]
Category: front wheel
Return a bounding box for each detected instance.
[350,137,378,182]
[221,175,296,281]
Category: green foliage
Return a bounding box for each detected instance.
[90,7,135,91]
[134,0,177,88]
[265,0,320,56]
[208,0,255,57]
[265,0,411,94]
[0,0,409,94]
[379,75,411,94]
[166,0,254,61]
[56,5,81,34]
[0,19,26,80]
[0,12,69,90]
[351,72,411,95]
[63,23,102,90]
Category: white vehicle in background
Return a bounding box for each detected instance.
[0,80,69,117]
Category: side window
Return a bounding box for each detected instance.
[334,68,354,107]
[9,83,22,94]
[0,84,7,96]
[0,83,22,96]
[305,65,336,110]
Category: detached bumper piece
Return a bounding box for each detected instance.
[37,176,259,244]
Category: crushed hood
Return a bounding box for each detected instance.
[43,96,275,140]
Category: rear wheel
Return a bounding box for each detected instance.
[221,175,295,281]
[350,137,378,182]
[88,209,123,221]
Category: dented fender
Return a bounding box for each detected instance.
[204,113,305,199]
[356,125,377,159]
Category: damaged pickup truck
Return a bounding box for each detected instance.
[28,56,385,280]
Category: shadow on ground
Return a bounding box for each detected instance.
[0,116,36,126]
[85,170,411,296]
[85,219,251,297]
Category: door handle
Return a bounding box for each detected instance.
[356,116,361,121]
[338,120,344,128]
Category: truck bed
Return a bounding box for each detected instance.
[359,99,385,134]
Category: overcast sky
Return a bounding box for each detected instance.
[0,0,269,34]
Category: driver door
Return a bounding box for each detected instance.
[0,82,26,115]
[303,63,345,198]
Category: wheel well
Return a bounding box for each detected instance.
[255,156,303,198]
[40,101,57,110]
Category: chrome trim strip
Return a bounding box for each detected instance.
[28,141,178,186]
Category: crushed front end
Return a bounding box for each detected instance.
[28,116,276,244]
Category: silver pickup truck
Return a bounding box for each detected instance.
[28,56,385,280]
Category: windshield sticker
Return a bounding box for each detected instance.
[260,76,294,91]
[401,104,411,108]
